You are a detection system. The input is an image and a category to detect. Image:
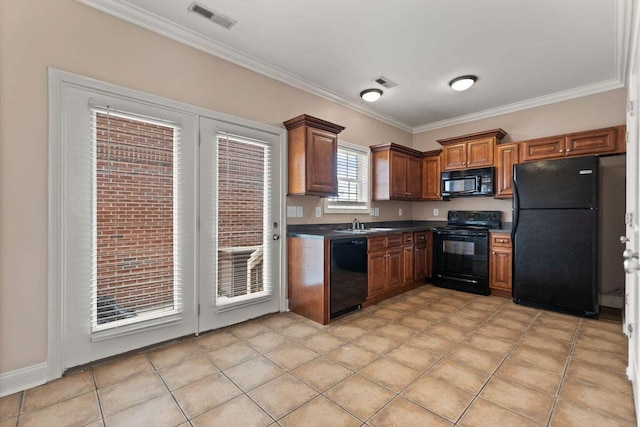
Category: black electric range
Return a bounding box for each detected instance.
[431,211,502,295]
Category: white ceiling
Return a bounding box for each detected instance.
[80,0,629,133]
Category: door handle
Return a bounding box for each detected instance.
[623,249,639,273]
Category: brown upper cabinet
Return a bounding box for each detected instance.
[371,143,422,201]
[437,129,507,171]
[495,142,519,199]
[284,114,345,197]
[421,149,442,200]
[520,126,620,162]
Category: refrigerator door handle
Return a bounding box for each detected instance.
[512,169,519,241]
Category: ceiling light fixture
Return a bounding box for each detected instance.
[360,88,383,102]
[449,75,477,91]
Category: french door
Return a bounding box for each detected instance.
[624,2,640,416]
[198,117,282,332]
[52,70,282,373]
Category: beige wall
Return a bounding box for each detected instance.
[411,89,627,222]
[0,0,628,377]
[0,0,413,374]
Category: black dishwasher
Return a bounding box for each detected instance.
[330,237,368,318]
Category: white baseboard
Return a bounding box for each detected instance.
[601,293,625,309]
[0,363,48,398]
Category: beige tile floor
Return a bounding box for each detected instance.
[0,285,636,426]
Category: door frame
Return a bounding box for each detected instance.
[197,116,285,333]
[48,68,287,380]
[625,0,640,415]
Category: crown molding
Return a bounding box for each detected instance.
[75,0,414,133]
[412,78,625,134]
[77,0,629,136]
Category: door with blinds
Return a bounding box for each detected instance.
[198,117,282,332]
[54,72,282,372]
[59,83,198,369]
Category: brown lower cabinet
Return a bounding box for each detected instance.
[287,237,330,324]
[490,233,512,298]
[367,231,431,305]
[287,229,433,324]
[368,234,403,298]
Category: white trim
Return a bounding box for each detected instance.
[48,68,287,384]
[324,141,371,215]
[413,79,625,133]
[0,363,48,398]
[76,0,630,134]
[74,0,413,133]
[48,68,65,381]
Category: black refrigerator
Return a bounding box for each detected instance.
[512,155,599,318]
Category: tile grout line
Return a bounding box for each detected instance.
[90,367,106,426]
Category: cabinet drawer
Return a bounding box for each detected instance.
[368,236,387,252]
[402,232,414,245]
[386,233,403,248]
[491,234,511,247]
[413,231,428,243]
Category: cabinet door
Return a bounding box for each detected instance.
[442,142,467,171]
[565,128,617,156]
[490,248,512,291]
[390,151,408,199]
[387,247,403,289]
[403,246,414,285]
[421,155,441,200]
[306,127,338,195]
[414,244,427,282]
[520,136,564,162]
[495,143,519,199]
[406,155,422,200]
[368,251,387,297]
[466,137,495,168]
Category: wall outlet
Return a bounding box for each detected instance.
[315,206,322,217]
[374,207,380,216]
[286,206,297,218]
[433,208,439,216]
[399,208,403,216]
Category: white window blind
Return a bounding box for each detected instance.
[215,133,272,306]
[90,107,182,332]
[325,141,370,213]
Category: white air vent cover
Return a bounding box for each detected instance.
[373,76,397,89]
[188,2,237,29]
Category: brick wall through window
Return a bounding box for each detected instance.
[95,113,175,317]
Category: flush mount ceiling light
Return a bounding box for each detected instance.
[360,88,383,102]
[449,75,478,91]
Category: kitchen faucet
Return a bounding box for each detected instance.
[352,217,360,230]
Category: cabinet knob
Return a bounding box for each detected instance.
[492,251,496,255]
[566,148,571,152]
[559,150,564,153]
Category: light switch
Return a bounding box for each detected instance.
[399,208,403,216]
[286,206,297,218]
[296,206,303,217]
[433,208,439,216]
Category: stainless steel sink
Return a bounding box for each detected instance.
[333,229,376,234]
[367,227,394,232]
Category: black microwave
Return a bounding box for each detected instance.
[441,167,495,197]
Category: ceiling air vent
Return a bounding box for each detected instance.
[373,76,397,89]
[188,2,237,30]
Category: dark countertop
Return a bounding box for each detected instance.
[287,220,445,239]
[287,220,513,239]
